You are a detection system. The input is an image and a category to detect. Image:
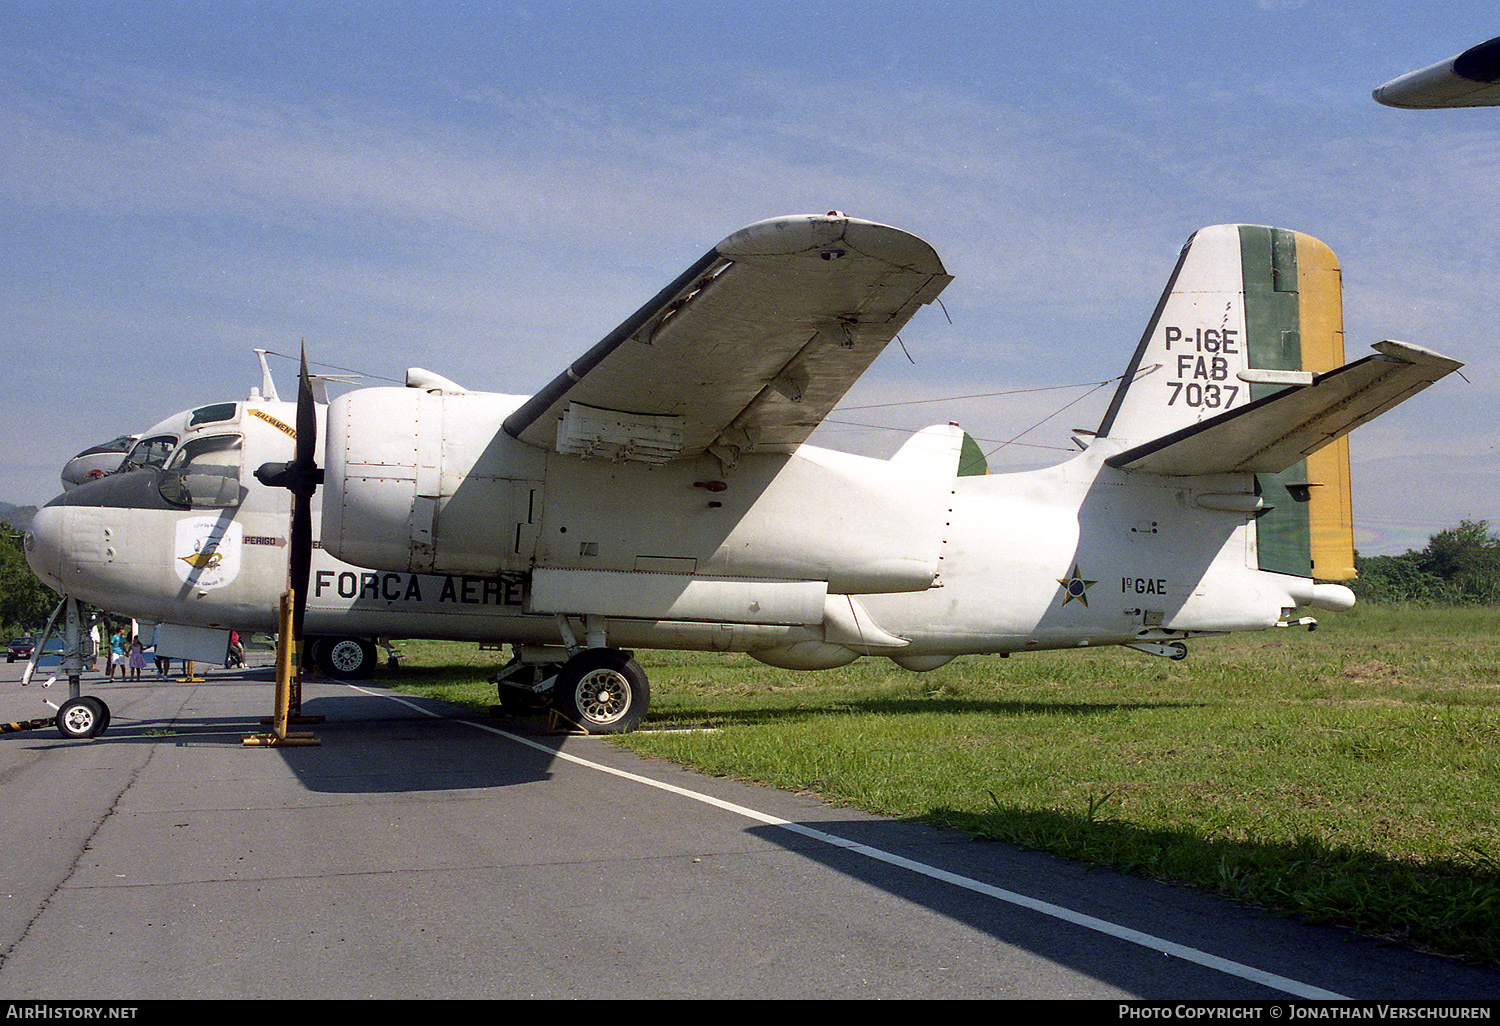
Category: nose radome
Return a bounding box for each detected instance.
[24,505,67,591]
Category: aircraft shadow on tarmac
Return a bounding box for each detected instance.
[24,677,562,793]
[263,689,569,794]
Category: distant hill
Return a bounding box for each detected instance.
[0,502,37,531]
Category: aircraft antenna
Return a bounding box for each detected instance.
[984,379,1116,458]
[253,349,281,402]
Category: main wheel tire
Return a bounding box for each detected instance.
[317,637,376,680]
[56,696,107,739]
[90,696,111,734]
[552,649,649,734]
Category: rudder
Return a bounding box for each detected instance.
[1245,228,1356,581]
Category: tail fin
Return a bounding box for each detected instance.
[1096,225,1359,579]
[1096,224,1344,444]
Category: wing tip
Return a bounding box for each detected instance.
[716,213,945,273]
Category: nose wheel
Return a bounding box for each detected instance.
[55,696,110,739]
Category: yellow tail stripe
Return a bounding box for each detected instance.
[1295,233,1357,580]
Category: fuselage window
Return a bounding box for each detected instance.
[159,434,244,509]
[188,403,238,428]
[119,434,178,473]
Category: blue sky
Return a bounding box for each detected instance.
[2,2,1497,554]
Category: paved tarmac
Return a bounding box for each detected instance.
[1,657,1499,1002]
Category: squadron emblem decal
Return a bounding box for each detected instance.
[1056,563,1096,607]
[174,517,242,589]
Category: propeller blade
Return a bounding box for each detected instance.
[295,346,317,471]
[251,345,325,661]
[288,346,318,647]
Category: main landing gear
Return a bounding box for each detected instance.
[306,636,378,681]
[551,648,650,733]
[491,622,651,734]
[301,636,397,681]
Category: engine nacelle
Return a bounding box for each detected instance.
[322,387,962,608]
[322,388,545,575]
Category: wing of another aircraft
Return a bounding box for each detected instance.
[1374,35,1500,108]
[1105,340,1463,476]
[501,214,952,467]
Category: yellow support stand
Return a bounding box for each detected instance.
[243,593,320,747]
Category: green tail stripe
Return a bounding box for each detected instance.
[1240,226,1313,578]
[1241,225,1302,382]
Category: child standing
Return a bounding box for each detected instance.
[128,635,146,680]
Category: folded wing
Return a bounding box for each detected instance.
[502,214,952,466]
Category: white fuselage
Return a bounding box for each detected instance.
[23,391,1322,672]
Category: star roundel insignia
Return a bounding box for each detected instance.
[1056,563,1097,607]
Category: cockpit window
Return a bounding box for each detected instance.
[188,403,238,428]
[158,434,244,509]
[73,435,137,459]
[119,435,178,474]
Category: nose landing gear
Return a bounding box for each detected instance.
[1,691,112,740]
[54,695,110,739]
[9,597,114,740]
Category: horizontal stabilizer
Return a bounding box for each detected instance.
[1106,340,1462,476]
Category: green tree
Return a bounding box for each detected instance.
[1416,519,1500,603]
[1352,552,1456,603]
[1353,519,1500,605]
[0,532,57,634]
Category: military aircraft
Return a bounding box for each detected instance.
[23,213,1461,737]
[1374,35,1500,108]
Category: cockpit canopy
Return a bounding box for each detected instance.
[119,435,178,474]
[60,435,139,490]
[58,402,242,492]
[157,434,244,509]
[71,435,137,459]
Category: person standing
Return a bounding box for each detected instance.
[152,623,171,677]
[128,635,146,680]
[106,626,127,679]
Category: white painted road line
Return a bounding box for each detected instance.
[355,684,1349,1000]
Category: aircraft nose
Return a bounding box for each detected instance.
[24,505,67,591]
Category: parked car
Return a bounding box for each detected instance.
[33,638,65,669]
[7,637,35,662]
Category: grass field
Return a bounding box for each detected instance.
[390,603,1500,965]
